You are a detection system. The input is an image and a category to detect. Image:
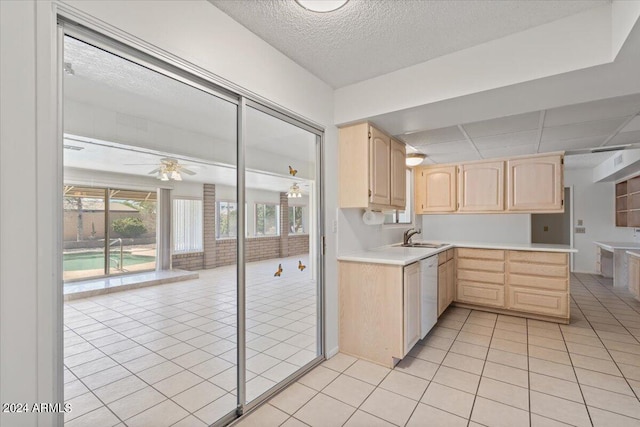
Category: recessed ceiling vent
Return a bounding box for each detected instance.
[614,154,623,166]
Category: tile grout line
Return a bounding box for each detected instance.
[401,309,472,427]
[554,296,595,427]
[568,275,640,404]
[526,317,531,427]
[65,287,315,425]
[460,311,496,427]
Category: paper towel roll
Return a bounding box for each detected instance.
[362,209,385,225]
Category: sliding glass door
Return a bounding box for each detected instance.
[61,24,323,426]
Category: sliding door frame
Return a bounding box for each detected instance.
[57,9,325,426]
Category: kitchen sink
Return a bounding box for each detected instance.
[393,242,448,249]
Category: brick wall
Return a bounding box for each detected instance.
[288,234,310,256]
[279,192,289,257]
[203,184,216,269]
[172,252,204,270]
[185,185,309,269]
[215,238,237,266]
[215,236,283,266]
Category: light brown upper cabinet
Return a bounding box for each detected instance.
[507,154,563,212]
[458,161,505,212]
[415,165,457,214]
[390,138,407,208]
[339,122,406,210]
[415,152,564,214]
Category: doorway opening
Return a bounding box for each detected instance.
[531,187,571,246]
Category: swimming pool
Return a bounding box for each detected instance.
[63,251,155,271]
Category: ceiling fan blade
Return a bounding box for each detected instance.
[147,167,161,175]
[124,163,162,166]
[180,168,196,175]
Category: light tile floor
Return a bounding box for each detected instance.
[64,255,317,426]
[238,273,640,427]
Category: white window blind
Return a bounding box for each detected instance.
[173,199,203,253]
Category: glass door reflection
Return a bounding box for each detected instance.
[243,105,322,404]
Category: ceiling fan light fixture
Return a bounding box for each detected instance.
[170,170,182,181]
[295,0,348,13]
[406,152,427,167]
[159,172,169,181]
[287,183,302,198]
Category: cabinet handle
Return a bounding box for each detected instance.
[368,189,372,197]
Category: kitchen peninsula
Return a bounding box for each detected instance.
[338,241,577,367]
[594,241,640,288]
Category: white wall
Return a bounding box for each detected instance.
[337,209,409,254]
[419,213,531,244]
[0,1,337,425]
[334,5,614,124]
[566,168,636,273]
[1,3,43,426]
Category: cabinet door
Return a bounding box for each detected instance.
[457,280,505,307]
[459,161,504,211]
[507,155,563,212]
[416,166,457,213]
[404,262,421,354]
[369,126,391,206]
[446,259,455,305]
[507,287,568,317]
[437,263,448,316]
[390,139,407,208]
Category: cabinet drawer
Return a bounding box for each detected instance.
[457,280,504,307]
[508,274,567,291]
[456,248,505,260]
[509,262,567,278]
[446,249,454,261]
[457,258,505,272]
[438,252,447,265]
[457,269,504,285]
[507,287,568,317]
[508,251,567,265]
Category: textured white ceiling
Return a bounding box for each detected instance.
[209,0,608,88]
[401,93,640,167]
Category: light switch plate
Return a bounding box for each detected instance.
[575,227,586,234]
[577,219,583,226]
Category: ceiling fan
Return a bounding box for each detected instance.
[126,157,197,181]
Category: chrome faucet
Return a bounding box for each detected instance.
[403,228,422,245]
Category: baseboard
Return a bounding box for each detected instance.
[326,346,340,359]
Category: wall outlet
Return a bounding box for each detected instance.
[575,227,586,234]
[543,226,549,232]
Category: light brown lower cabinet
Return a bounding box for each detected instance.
[453,248,570,323]
[456,248,506,308]
[338,261,421,368]
[437,249,455,316]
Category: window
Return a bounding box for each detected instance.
[385,169,413,225]
[173,199,203,253]
[288,206,305,234]
[217,201,237,239]
[255,203,279,236]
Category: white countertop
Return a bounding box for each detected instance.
[338,241,577,266]
[595,241,640,251]
[626,250,640,258]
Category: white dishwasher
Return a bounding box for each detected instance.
[420,255,438,339]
